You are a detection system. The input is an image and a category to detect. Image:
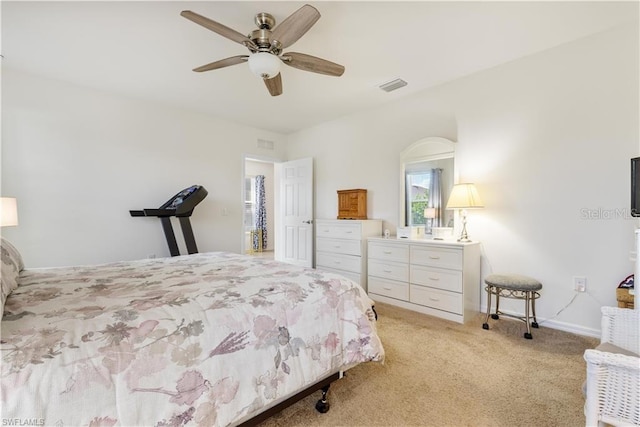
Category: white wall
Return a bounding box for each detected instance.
[1,68,286,267]
[286,23,639,335]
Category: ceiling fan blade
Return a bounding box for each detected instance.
[283,52,345,77]
[181,10,256,49]
[264,73,283,96]
[270,4,320,49]
[193,55,248,72]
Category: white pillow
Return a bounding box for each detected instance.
[1,237,24,320]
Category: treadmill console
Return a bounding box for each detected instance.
[160,185,208,216]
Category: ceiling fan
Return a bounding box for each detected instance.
[181,4,345,97]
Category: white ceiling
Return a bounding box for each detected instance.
[2,1,637,134]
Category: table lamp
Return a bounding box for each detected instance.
[423,207,436,235]
[0,197,18,227]
[446,184,483,242]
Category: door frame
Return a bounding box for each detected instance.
[241,155,314,265]
[241,154,280,255]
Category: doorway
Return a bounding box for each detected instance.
[243,157,275,259]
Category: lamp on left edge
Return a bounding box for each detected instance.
[0,197,19,227]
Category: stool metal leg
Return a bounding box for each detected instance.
[524,291,533,339]
[531,292,539,328]
[491,287,501,320]
[482,285,492,330]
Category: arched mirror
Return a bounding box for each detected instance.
[399,137,456,235]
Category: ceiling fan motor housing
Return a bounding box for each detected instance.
[251,13,282,54]
[250,29,274,51]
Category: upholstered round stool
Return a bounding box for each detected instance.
[482,274,542,339]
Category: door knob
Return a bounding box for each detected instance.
[302,220,313,224]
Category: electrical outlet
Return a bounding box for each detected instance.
[573,276,586,292]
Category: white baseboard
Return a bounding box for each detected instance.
[479,304,600,338]
[538,318,600,338]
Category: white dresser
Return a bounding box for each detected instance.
[315,219,382,291]
[367,237,481,323]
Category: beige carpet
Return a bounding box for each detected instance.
[259,302,598,427]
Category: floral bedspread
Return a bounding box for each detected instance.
[0,252,384,426]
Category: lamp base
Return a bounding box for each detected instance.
[457,209,472,243]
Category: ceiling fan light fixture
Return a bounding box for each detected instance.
[248,52,281,79]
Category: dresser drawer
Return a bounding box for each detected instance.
[368,242,410,263]
[369,277,409,301]
[316,222,361,240]
[410,285,463,314]
[368,259,409,282]
[410,246,463,270]
[316,252,361,274]
[410,265,463,292]
[316,237,361,256]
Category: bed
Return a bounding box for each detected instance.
[0,238,384,426]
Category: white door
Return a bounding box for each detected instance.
[278,157,313,267]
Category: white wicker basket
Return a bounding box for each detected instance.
[584,306,639,426]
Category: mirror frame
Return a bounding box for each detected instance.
[399,136,457,228]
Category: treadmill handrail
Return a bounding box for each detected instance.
[142,208,177,217]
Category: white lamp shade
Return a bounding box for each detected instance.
[248,52,281,79]
[0,197,19,227]
[446,183,484,209]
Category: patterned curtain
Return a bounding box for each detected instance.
[429,168,443,227]
[253,175,267,250]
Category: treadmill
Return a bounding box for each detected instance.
[130,185,208,256]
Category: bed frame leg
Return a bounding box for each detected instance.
[315,384,331,413]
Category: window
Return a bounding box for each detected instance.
[405,169,431,227]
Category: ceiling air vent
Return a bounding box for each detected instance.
[379,78,408,93]
[257,139,274,150]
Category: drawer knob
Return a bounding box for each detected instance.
[428,277,440,281]
[383,251,392,254]
[429,256,440,259]
[429,297,440,301]
[383,286,392,290]
[334,245,341,248]
[383,269,393,273]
